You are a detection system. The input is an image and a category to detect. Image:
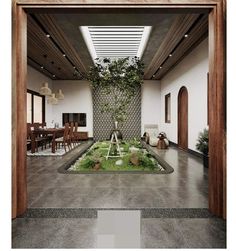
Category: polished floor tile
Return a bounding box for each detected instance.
[12,143,226,249]
[26,145,209,209]
[12,216,226,248]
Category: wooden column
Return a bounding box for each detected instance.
[208,1,226,219]
[12,2,27,218]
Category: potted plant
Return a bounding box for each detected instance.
[196,128,209,168]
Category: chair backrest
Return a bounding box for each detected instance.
[63,123,70,140]
[27,123,32,139]
[69,122,74,138]
[33,123,40,130]
[144,124,159,137]
[74,122,78,132]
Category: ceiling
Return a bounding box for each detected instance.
[80,26,152,59]
[27,10,208,80]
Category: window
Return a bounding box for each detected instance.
[27,89,45,123]
[165,93,171,123]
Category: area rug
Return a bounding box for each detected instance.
[27,143,81,157]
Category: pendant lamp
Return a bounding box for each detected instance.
[55,89,65,100]
[39,82,52,96]
[47,93,58,105]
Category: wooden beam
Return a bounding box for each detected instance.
[144,14,200,79]
[27,15,77,79]
[208,1,226,219]
[15,0,221,5]
[154,14,208,80]
[12,2,27,218]
[35,14,88,74]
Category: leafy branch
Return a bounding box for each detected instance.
[88,57,144,123]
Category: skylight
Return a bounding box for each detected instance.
[80,26,152,61]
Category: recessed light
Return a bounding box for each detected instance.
[46,34,50,38]
[40,66,44,69]
[52,75,56,78]
[159,66,163,69]
[152,74,155,78]
[184,34,189,38]
[169,54,172,57]
[63,54,66,57]
[73,66,76,69]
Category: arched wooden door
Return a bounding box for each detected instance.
[178,86,188,150]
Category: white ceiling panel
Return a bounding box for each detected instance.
[80,26,152,61]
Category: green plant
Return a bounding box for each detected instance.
[129,138,142,148]
[88,57,144,123]
[196,128,209,155]
[79,158,95,169]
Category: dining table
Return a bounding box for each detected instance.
[31,128,65,153]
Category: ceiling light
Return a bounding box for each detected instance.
[47,93,58,105]
[159,66,163,69]
[55,89,65,100]
[152,75,155,78]
[39,82,52,96]
[40,66,44,69]
[46,34,50,38]
[63,54,66,57]
[52,74,56,78]
[184,34,189,38]
[169,54,172,57]
[73,66,76,69]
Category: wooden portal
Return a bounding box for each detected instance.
[12,0,226,219]
[178,86,188,150]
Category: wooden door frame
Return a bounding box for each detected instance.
[12,0,226,219]
[178,86,188,150]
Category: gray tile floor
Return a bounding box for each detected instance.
[12,217,226,248]
[26,144,208,208]
[12,142,226,248]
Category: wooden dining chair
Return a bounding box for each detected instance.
[33,122,48,149]
[27,123,46,152]
[73,122,79,144]
[69,122,75,147]
[55,123,70,152]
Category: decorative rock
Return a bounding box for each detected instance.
[129,146,139,153]
[130,153,139,166]
[115,159,123,166]
[94,162,101,170]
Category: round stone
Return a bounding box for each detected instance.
[115,159,123,166]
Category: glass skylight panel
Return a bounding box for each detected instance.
[80,26,152,61]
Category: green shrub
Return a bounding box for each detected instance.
[196,128,208,155]
[79,158,95,169]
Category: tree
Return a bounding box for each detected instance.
[88,57,144,124]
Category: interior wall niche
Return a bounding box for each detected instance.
[93,86,141,141]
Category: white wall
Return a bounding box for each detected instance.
[51,80,93,137]
[141,80,161,135]
[27,65,53,125]
[160,38,209,151]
